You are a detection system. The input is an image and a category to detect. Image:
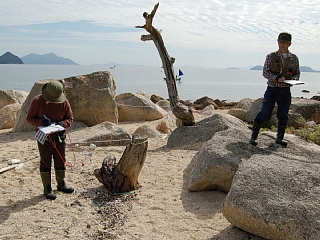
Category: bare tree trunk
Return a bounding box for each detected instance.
[94,135,148,193]
[136,3,195,126]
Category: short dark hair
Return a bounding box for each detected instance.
[278,32,291,43]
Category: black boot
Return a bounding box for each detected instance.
[40,171,57,200]
[250,121,263,146]
[276,124,288,147]
[55,170,74,194]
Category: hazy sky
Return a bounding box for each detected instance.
[1,0,320,69]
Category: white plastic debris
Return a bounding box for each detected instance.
[14,163,24,170]
[7,159,21,165]
[86,152,93,157]
[160,134,169,139]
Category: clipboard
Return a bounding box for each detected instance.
[284,80,307,86]
[35,124,65,145]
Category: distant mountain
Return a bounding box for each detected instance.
[250,65,319,72]
[0,52,23,64]
[21,53,78,65]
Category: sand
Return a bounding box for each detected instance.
[0,112,263,240]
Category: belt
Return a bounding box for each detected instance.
[269,85,290,89]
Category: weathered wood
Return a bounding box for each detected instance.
[71,139,131,147]
[136,3,195,126]
[94,135,148,193]
[0,165,16,174]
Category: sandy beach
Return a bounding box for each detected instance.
[0,112,263,240]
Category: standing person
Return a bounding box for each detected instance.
[27,80,74,200]
[250,32,300,147]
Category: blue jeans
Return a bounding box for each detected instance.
[254,86,291,125]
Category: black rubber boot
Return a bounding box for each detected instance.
[55,170,74,194]
[40,171,57,200]
[276,124,288,147]
[250,121,263,146]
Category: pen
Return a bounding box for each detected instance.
[43,115,57,125]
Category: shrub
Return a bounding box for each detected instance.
[290,125,320,145]
[249,123,320,146]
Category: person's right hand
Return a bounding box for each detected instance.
[42,117,51,126]
[276,75,285,82]
[278,76,285,82]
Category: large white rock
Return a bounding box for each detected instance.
[13,71,118,132]
[180,112,320,239]
[222,138,320,239]
[116,93,166,122]
[0,90,28,130]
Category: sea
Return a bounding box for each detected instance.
[1,64,319,102]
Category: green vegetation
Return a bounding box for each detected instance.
[257,124,320,146]
[287,125,320,145]
[248,116,320,145]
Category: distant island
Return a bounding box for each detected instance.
[0,52,23,64]
[21,53,78,65]
[0,52,78,65]
[250,65,263,70]
[250,65,319,72]
[299,66,320,72]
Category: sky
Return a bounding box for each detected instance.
[1,0,320,70]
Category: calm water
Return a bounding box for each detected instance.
[0,65,319,102]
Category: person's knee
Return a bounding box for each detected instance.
[40,167,51,172]
[255,112,271,123]
[55,166,66,171]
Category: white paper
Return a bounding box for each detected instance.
[37,124,65,134]
[284,80,307,86]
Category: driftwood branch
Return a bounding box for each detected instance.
[136,3,195,126]
[0,165,16,174]
[94,135,148,193]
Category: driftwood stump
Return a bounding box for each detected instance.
[94,135,148,193]
[136,3,195,126]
